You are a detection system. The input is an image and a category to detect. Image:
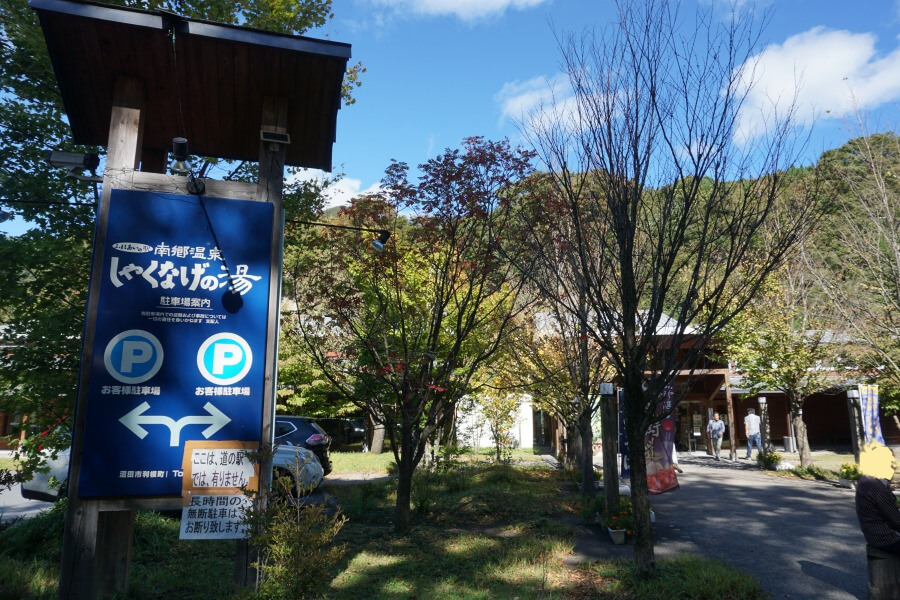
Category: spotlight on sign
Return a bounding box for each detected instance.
[370,229,391,253]
[170,137,192,176]
[222,289,244,314]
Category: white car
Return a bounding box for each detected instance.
[21,443,323,501]
[273,445,324,496]
[20,446,71,502]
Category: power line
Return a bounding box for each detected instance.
[0,199,96,207]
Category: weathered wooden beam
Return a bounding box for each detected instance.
[724,374,737,461]
[129,172,258,200]
[59,76,144,600]
[236,95,288,588]
[704,383,719,456]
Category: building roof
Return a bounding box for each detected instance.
[30,0,351,170]
[532,310,697,338]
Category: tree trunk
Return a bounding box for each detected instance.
[625,384,655,576]
[579,409,595,498]
[565,422,579,470]
[792,411,812,468]
[601,395,620,516]
[369,417,385,455]
[395,424,415,534]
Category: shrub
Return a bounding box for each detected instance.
[412,469,436,517]
[839,462,861,481]
[757,450,782,470]
[580,496,605,523]
[572,468,603,484]
[341,481,392,521]
[0,500,66,562]
[245,495,347,600]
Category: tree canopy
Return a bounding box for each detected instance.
[0,0,360,471]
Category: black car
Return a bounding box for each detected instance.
[315,417,366,447]
[274,416,332,475]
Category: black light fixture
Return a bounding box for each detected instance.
[170,137,205,195]
[371,229,391,253]
[169,137,191,175]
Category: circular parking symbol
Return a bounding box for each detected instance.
[104,330,164,384]
[197,333,252,385]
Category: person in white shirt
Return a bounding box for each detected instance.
[744,408,762,459]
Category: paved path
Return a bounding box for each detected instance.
[0,483,53,523]
[571,452,868,599]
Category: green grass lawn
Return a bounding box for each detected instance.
[329,450,397,475]
[0,461,768,599]
[0,457,18,471]
[328,445,548,476]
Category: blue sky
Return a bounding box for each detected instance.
[3,0,899,234]
[302,0,900,208]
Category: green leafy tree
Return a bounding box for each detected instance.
[0,0,360,474]
[814,127,900,430]
[720,265,844,468]
[290,137,534,533]
[475,384,522,463]
[509,298,614,500]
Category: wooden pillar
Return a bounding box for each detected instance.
[600,394,620,515]
[724,375,737,461]
[59,77,144,600]
[786,410,794,453]
[236,96,288,588]
[847,392,864,463]
[704,384,718,456]
[759,397,773,454]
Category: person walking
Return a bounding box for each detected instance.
[744,408,763,459]
[707,412,725,461]
[855,444,900,556]
[672,446,684,473]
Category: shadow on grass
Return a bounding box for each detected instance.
[324,464,575,599]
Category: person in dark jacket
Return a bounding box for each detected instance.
[855,444,900,556]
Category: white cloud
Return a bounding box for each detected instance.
[287,169,381,210]
[494,73,576,125]
[495,73,589,139]
[372,0,547,21]
[735,27,900,143]
[496,75,562,123]
[324,177,382,209]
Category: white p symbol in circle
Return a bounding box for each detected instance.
[197,333,252,385]
[104,330,164,384]
[212,343,242,375]
[121,341,152,373]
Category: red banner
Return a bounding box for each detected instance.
[646,384,679,494]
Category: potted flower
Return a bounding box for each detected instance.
[604,498,634,545]
[838,463,861,490]
[757,450,782,471]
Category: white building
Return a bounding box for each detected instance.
[456,394,534,450]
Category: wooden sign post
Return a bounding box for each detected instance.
[29,3,351,597]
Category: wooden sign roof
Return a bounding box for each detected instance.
[30,0,351,170]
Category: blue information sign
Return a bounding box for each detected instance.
[78,189,274,497]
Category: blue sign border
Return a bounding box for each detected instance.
[78,189,274,497]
